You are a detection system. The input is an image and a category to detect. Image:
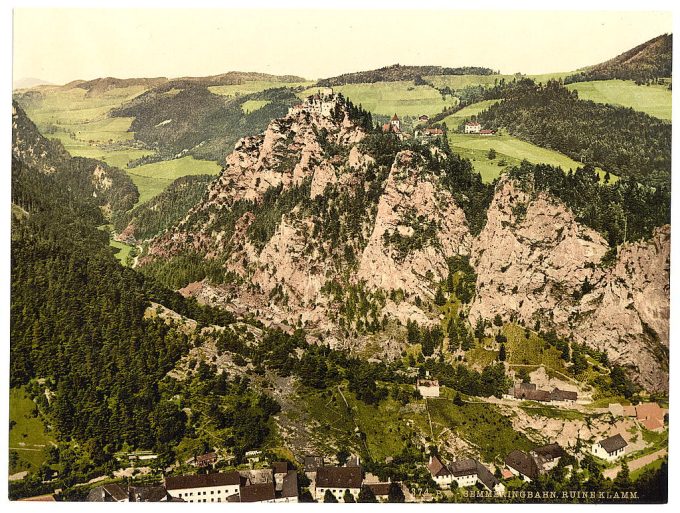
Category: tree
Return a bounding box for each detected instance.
[488,148,497,160]
[299,490,315,502]
[336,447,350,466]
[343,489,356,503]
[324,490,338,503]
[434,287,446,306]
[453,393,464,406]
[613,460,632,491]
[388,482,405,503]
[498,343,507,361]
[358,485,378,503]
[493,314,503,327]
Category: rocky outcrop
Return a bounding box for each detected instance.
[357,150,471,299]
[576,225,670,391]
[470,177,670,392]
[470,177,608,328]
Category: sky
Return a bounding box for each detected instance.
[12,8,673,85]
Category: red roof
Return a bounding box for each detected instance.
[465,121,481,126]
[391,113,400,121]
[479,129,495,134]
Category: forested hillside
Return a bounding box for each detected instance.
[317,64,496,86]
[114,174,215,241]
[111,87,301,163]
[10,105,246,495]
[476,80,672,187]
[565,34,672,84]
[12,102,139,215]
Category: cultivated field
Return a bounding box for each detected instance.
[566,79,672,121]
[127,156,222,205]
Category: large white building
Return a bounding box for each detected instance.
[428,455,504,494]
[464,121,481,134]
[165,472,243,503]
[314,466,363,502]
[591,434,628,462]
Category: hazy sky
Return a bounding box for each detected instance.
[13,9,672,84]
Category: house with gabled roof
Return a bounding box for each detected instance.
[428,455,505,494]
[591,434,628,462]
[505,450,540,482]
[314,465,363,502]
[165,471,244,503]
[428,454,453,487]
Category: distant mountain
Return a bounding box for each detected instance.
[317,64,496,86]
[566,33,672,84]
[57,71,307,95]
[13,77,52,89]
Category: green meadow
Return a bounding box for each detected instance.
[566,79,672,121]
[448,132,614,183]
[300,81,454,117]
[241,99,271,114]
[126,156,222,205]
[425,71,574,91]
[441,99,500,130]
[209,80,313,98]
[9,387,55,474]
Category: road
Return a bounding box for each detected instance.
[603,448,667,479]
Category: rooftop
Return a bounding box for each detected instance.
[165,471,242,490]
[599,434,628,454]
[316,466,363,489]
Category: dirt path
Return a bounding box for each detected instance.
[603,448,667,479]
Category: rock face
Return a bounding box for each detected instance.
[141,96,669,391]
[470,177,670,392]
[576,226,670,392]
[357,150,471,300]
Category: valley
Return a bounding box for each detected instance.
[9,29,671,505]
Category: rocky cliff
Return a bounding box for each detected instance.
[139,96,670,392]
[469,176,670,391]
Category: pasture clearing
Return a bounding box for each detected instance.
[9,387,55,474]
[126,156,222,205]
[566,79,672,121]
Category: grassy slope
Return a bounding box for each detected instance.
[448,132,614,183]
[441,99,500,129]
[425,72,574,90]
[566,79,672,120]
[208,80,313,98]
[9,387,55,473]
[126,156,222,205]
[299,81,454,117]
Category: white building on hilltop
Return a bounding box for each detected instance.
[289,87,337,118]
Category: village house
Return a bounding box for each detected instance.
[418,114,430,122]
[505,443,565,482]
[164,471,244,503]
[237,482,276,503]
[635,402,665,432]
[314,466,363,501]
[427,454,454,487]
[428,455,504,494]
[591,434,628,462]
[479,129,496,136]
[364,482,392,502]
[86,484,130,502]
[190,452,217,469]
[505,450,540,482]
[87,484,172,503]
[464,121,481,134]
[417,378,440,398]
